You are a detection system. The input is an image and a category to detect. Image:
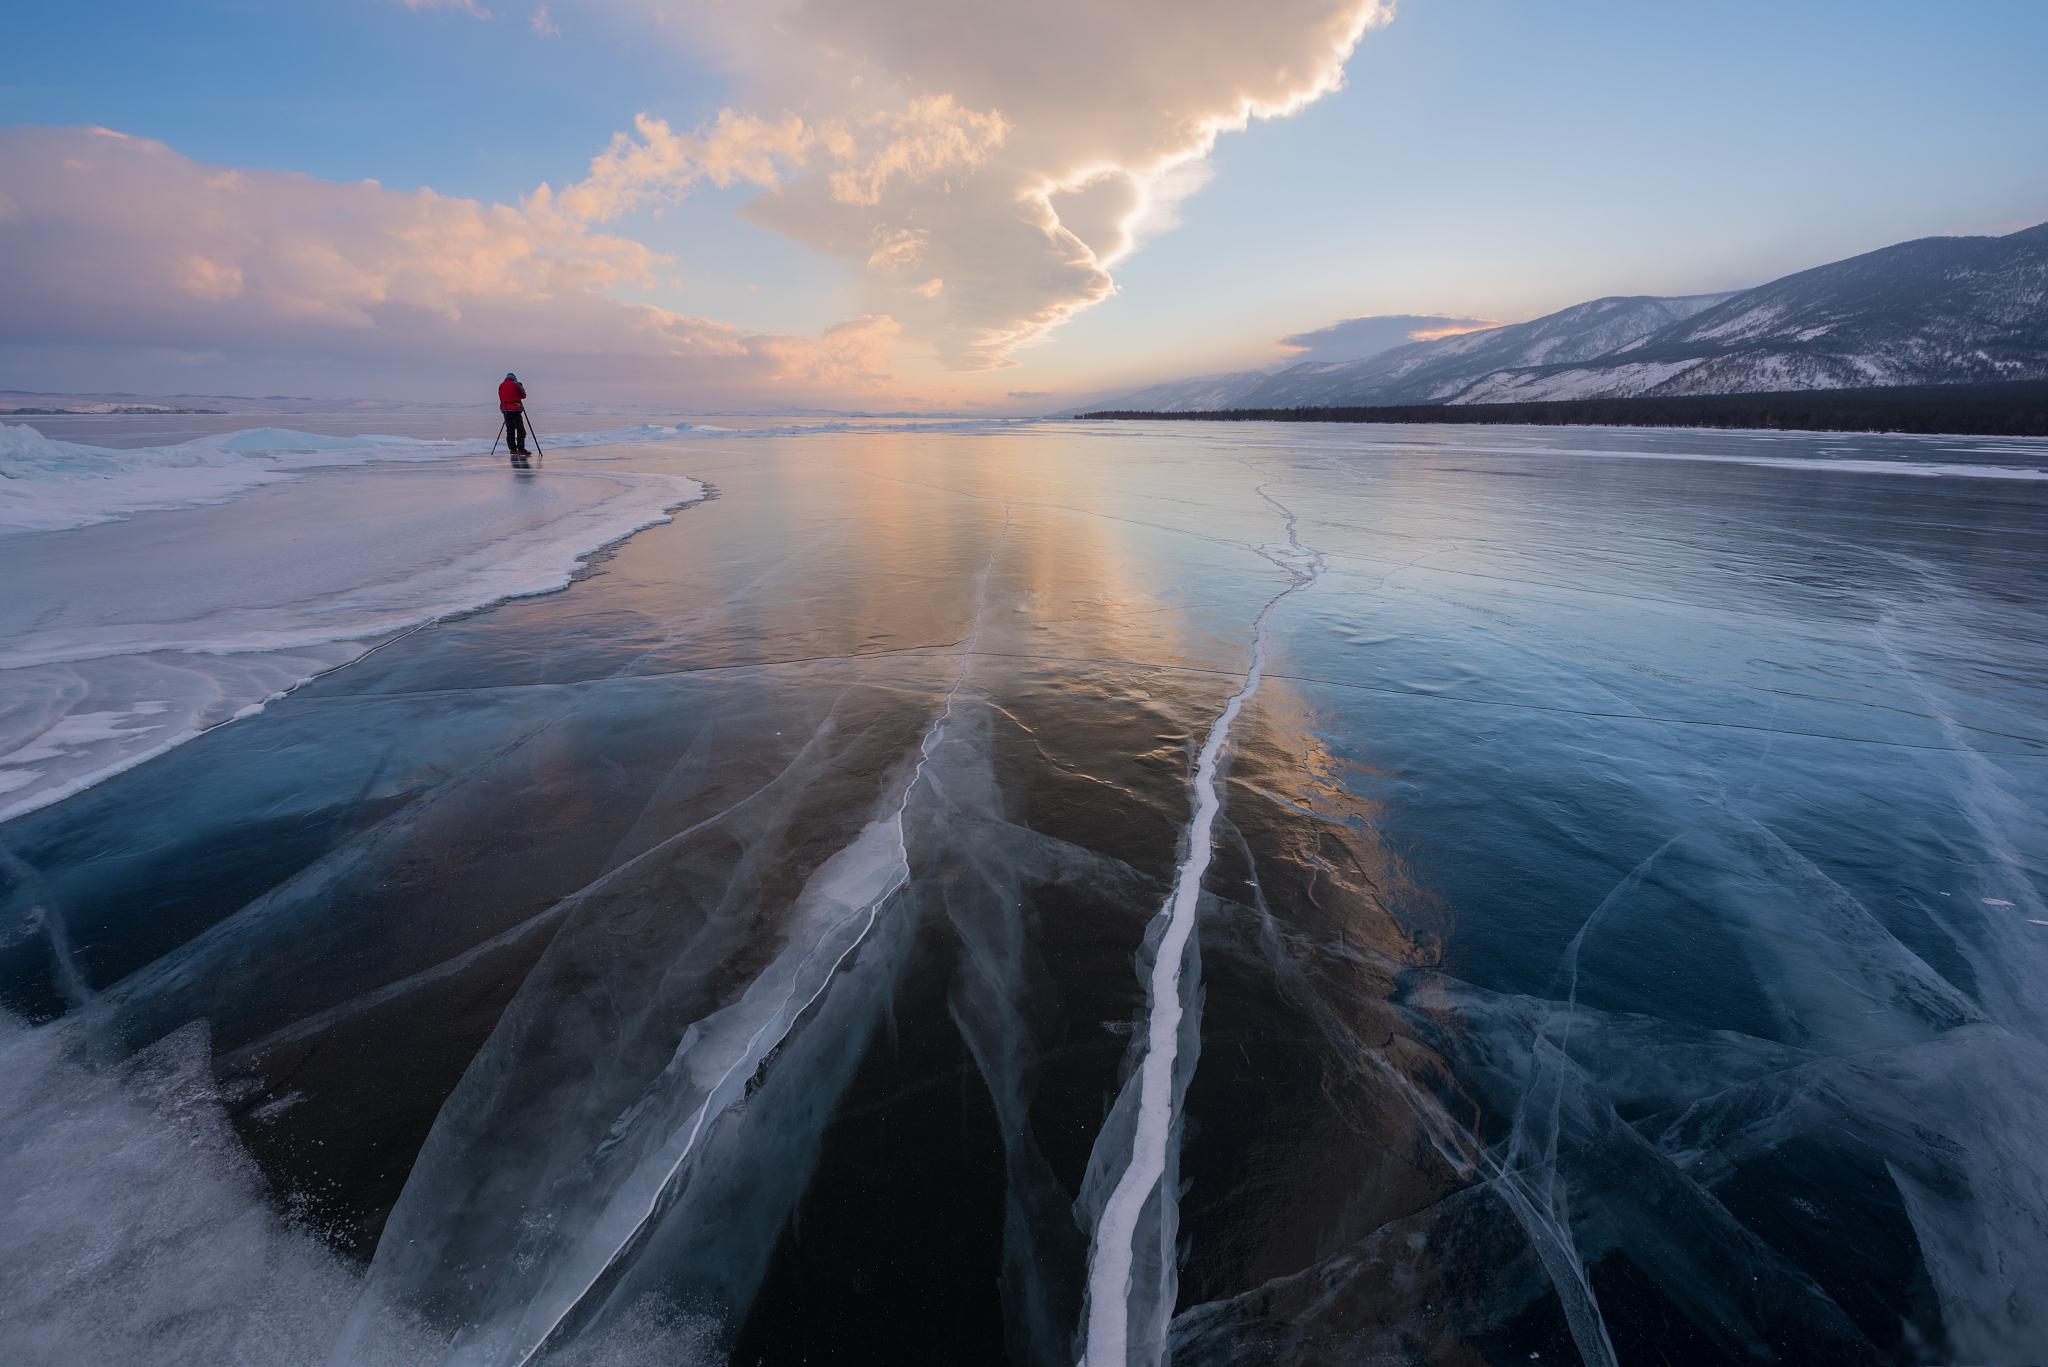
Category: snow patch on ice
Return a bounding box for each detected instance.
[213,427,436,454]
[2,432,706,824]
[0,424,448,534]
[0,1012,435,1365]
[0,1011,723,1366]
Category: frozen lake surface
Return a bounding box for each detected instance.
[4,418,2047,1365]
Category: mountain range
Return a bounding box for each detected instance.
[1085,222,2048,412]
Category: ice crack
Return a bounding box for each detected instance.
[1078,485,1322,1367]
[499,507,1012,1367]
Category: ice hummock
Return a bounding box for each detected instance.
[1,423,723,535]
[1,419,1033,536]
[0,424,449,534]
[2,423,704,824]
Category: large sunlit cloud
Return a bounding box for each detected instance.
[0,126,899,403]
[578,0,1393,369]
[547,111,817,223]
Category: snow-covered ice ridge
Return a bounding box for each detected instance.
[3,420,1025,535]
[2,423,726,826]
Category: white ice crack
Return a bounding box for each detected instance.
[1078,484,1322,1367]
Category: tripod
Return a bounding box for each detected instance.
[489,411,544,461]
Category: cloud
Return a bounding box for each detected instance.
[548,111,814,223]
[1006,390,1053,400]
[824,96,1009,207]
[1278,312,1500,363]
[586,0,1392,369]
[0,126,898,403]
[175,255,245,302]
[400,0,493,18]
[549,97,1007,227]
[530,5,559,38]
[866,227,929,273]
[753,314,902,388]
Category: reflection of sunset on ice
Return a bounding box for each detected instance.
[7,417,2048,1364]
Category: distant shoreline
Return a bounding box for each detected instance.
[1,406,228,416]
[1075,380,2048,437]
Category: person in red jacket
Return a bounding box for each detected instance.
[498,372,529,455]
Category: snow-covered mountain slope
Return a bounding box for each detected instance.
[1089,222,2048,411]
[1452,223,2048,403]
[1073,369,1276,414]
[1243,292,1735,406]
[1083,295,1730,412]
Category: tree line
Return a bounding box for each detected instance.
[1076,380,2048,437]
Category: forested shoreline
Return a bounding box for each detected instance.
[1076,380,2048,436]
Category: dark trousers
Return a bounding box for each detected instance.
[503,409,527,452]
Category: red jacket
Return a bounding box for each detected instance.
[499,378,527,411]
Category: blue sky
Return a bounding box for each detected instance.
[1053,0,2048,385]
[3,0,2044,407]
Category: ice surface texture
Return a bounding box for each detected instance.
[2,421,2046,1366]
